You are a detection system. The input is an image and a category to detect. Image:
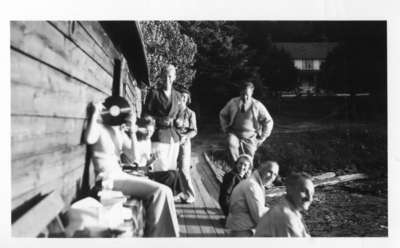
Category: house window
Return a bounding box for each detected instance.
[294,60,303,70]
[304,60,313,70]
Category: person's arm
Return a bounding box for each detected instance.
[84,102,103,145]
[121,119,139,163]
[245,183,269,224]
[143,89,155,117]
[257,102,274,143]
[219,100,232,133]
[219,173,235,216]
[187,110,198,139]
[181,110,198,144]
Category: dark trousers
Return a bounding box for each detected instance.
[148,170,180,195]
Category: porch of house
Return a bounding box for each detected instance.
[175,145,228,237]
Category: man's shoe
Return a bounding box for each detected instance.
[183,196,195,204]
[174,195,182,204]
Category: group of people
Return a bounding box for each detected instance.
[84,63,315,238]
[218,82,315,237]
[85,64,196,237]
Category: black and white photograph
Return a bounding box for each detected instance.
[2,0,400,247]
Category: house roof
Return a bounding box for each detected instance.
[100,21,150,87]
[274,42,338,59]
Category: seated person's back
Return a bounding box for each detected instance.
[226,161,279,236]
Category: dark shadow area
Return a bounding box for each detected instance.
[179,216,224,228]
[185,233,219,237]
[11,193,47,223]
[77,104,96,201]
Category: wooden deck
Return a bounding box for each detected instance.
[175,146,228,237]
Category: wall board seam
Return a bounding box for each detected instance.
[47,21,113,78]
[11,46,110,96]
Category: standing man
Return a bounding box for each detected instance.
[255,172,314,237]
[226,161,279,236]
[219,82,273,166]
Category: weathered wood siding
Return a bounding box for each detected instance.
[11,21,140,210]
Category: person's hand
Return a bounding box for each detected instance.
[256,138,264,147]
[92,101,104,120]
[180,135,188,145]
[121,111,137,134]
[175,118,184,128]
[120,123,137,135]
[150,152,159,161]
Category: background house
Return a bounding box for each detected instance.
[274,42,338,95]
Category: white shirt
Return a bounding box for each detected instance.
[226,170,269,231]
[255,198,310,237]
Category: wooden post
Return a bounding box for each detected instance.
[112,59,122,97]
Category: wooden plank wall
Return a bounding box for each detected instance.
[11,21,141,211]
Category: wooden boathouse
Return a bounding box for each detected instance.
[11,21,149,235]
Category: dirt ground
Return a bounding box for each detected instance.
[197,118,388,237]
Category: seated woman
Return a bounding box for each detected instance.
[219,154,252,217]
[85,99,179,237]
[120,115,157,174]
[121,115,179,194]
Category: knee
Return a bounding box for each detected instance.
[227,134,239,148]
[157,183,173,197]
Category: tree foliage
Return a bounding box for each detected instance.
[247,37,298,95]
[319,41,386,96]
[180,21,297,115]
[140,21,197,89]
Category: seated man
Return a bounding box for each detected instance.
[255,172,314,237]
[219,154,252,217]
[85,100,179,237]
[226,161,279,236]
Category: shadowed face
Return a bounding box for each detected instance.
[161,69,176,90]
[144,124,155,139]
[240,87,254,103]
[261,162,279,187]
[180,92,189,107]
[235,157,251,178]
[289,179,314,211]
[121,113,136,133]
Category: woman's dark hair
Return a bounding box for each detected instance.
[136,115,156,140]
[177,87,191,105]
[137,115,155,128]
[241,82,255,91]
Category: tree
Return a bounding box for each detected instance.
[251,38,298,96]
[139,21,197,89]
[319,39,387,119]
[180,21,262,115]
[236,23,298,96]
